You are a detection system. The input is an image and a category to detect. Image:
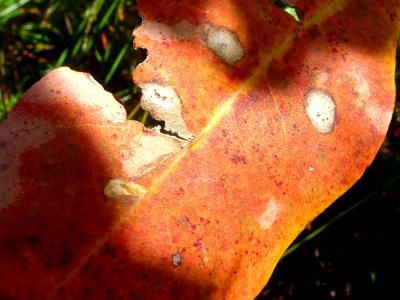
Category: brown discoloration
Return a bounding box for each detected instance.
[230,154,247,164]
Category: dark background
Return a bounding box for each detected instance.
[1,1,399,299]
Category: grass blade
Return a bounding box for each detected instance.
[104,43,129,84]
[281,174,400,259]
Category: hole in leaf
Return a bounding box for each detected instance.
[126,17,168,132]
[124,47,153,124]
[130,32,193,140]
[273,0,301,23]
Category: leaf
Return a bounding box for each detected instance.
[0,0,399,299]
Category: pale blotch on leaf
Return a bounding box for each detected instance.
[259,198,279,230]
[172,252,182,267]
[366,106,393,134]
[0,112,55,211]
[140,83,195,140]
[345,68,391,134]
[201,24,244,66]
[143,20,196,42]
[201,255,209,265]
[104,179,148,200]
[304,90,336,134]
[122,133,182,178]
[142,20,243,66]
[314,71,328,87]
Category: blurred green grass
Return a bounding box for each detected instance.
[0,0,146,123]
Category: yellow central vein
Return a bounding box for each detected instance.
[49,0,347,296]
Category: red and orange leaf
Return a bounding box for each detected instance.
[1,0,399,299]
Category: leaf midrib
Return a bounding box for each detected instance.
[49,0,347,295]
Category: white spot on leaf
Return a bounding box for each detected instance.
[140,83,194,140]
[259,198,279,230]
[104,179,147,199]
[172,252,182,267]
[201,24,244,65]
[304,90,336,134]
[141,21,244,66]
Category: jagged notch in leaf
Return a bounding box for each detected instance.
[0,0,399,299]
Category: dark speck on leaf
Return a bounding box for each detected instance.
[231,155,247,164]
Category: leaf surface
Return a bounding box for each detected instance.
[0,0,399,299]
